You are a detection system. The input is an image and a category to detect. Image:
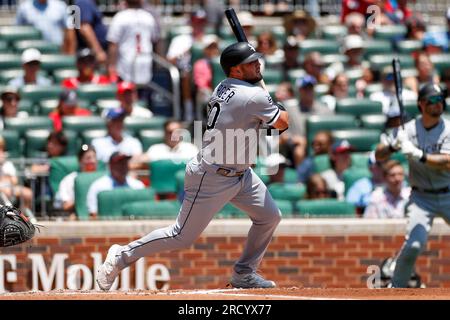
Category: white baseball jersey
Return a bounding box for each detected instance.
[393,117,450,189]
[201,78,280,172]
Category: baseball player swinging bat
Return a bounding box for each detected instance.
[392,58,405,129]
[225,8,269,92]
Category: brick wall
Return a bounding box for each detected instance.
[2,225,450,291]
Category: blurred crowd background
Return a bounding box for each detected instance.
[0,0,449,221]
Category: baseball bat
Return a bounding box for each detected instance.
[224,8,268,92]
[392,58,405,129]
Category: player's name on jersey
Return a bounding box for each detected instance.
[0,253,170,292]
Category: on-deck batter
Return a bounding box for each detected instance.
[376,82,450,288]
[96,42,289,290]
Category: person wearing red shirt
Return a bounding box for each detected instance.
[49,90,92,131]
[61,48,110,89]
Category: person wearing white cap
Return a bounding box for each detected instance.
[8,48,52,88]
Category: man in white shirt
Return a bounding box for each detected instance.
[87,152,145,218]
[141,120,198,164]
[106,0,159,85]
[92,108,143,163]
[8,48,52,87]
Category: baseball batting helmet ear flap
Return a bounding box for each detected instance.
[220,42,263,76]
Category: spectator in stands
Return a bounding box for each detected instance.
[282,36,301,81]
[49,90,92,132]
[192,35,220,117]
[405,15,426,41]
[341,0,373,23]
[0,136,33,211]
[62,48,110,89]
[306,174,335,199]
[405,52,440,94]
[0,87,28,130]
[116,81,152,118]
[256,31,283,62]
[303,52,330,84]
[54,144,97,220]
[75,0,108,65]
[344,12,367,38]
[92,108,143,163]
[166,9,209,122]
[87,151,145,219]
[370,66,417,115]
[364,160,410,219]
[139,119,198,164]
[285,75,331,137]
[320,139,354,200]
[321,73,350,112]
[346,152,385,215]
[16,0,75,53]
[265,153,290,185]
[283,10,316,42]
[297,131,334,184]
[107,0,159,97]
[236,11,256,46]
[8,48,52,87]
[275,82,295,102]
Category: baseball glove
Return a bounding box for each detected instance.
[0,205,36,247]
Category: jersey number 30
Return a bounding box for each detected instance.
[206,102,221,130]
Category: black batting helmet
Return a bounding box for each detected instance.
[220,42,263,76]
[417,82,447,113]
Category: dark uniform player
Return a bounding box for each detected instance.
[97,42,289,290]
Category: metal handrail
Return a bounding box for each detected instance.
[149,52,181,120]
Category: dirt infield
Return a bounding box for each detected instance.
[1,288,450,300]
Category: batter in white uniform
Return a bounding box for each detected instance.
[96,42,289,290]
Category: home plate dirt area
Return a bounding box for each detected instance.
[2,288,450,300]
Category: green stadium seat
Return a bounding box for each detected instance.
[0,69,21,84]
[321,54,348,66]
[0,40,8,53]
[62,116,106,133]
[344,68,364,84]
[80,129,107,145]
[321,25,347,39]
[275,199,294,215]
[332,129,381,152]
[19,85,63,106]
[38,98,90,115]
[360,114,387,130]
[18,99,34,114]
[13,40,59,54]
[343,168,371,195]
[363,40,392,57]
[24,129,51,158]
[49,156,79,194]
[268,182,306,201]
[0,54,22,69]
[335,98,383,117]
[306,114,357,142]
[124,116,167,135]
[1,129,21,158]
[139,130,165,150]
[175,169,185,193]
[218,203,247,218]
[396,40,423,54]
[0,26,41,43]
[95,99,120,115]
[314,83,329,97]
[429,54,450,76]
[97,188,156,218]
[284,167,298,183]
[149,159,187,194]
[122,200,181,218]
[368,54,414,72]
[364,83,383,96]
[264,55,284,69]
[53,69,78,83]
[77,84,117,104]
[74,171,107,219]
[313,154,331,173]
[40,54,76,72]
[299,39,340,56]
[3,116,53,138]
[297,199,356,217]
[351,152,370,169]
[262,68,283,85]
[404,100,420,119]
[373,25,407,40]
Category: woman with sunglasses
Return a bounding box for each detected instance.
[375,82,450,288]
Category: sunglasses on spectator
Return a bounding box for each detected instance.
[427,95,444,104]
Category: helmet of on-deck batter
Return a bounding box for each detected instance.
[417,82,447,113]
[220,42,263,76]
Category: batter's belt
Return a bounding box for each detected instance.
[412,186,450,194]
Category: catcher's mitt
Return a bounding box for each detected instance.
[0,205,36,247]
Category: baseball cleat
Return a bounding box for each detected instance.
[96,244,121,291]
[230,272,276,289]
